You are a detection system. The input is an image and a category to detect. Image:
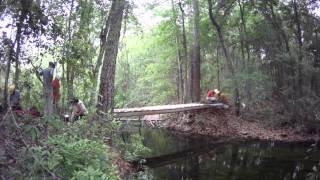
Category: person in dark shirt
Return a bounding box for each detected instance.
[8,85,21,110]
[39,62,55,118]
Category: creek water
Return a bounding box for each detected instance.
[121,124,320,180]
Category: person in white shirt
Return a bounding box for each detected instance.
[70,98,87,121]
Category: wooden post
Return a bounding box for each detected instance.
[139,116,142,135]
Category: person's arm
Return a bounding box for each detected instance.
[78,102,87,114]
[71,107,75,120]
[39,69,43,76]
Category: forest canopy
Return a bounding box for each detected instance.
[0,0,320,131]
[0,0,320,179]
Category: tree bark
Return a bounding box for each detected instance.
[208,0,240,115]
[178,2,189,103]
[175,36,184,102]
[171,0,184,103]
[3,41,13,108]
[14,11,24,87]
[89,8,111,106]
[293,0,303,97]
[66,0,75,100]
[216,44,220,90]
[191,0,201,102]
[237,0,252,100]
[98,0,125,114]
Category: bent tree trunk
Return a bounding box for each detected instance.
[208,0,240,115]
[98,0,125,115]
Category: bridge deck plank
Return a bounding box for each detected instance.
[114,103,226,118]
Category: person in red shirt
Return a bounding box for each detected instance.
[206,89,217,103]
[51,77,60,114]
[51,77,60,104]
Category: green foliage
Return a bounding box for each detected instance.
[119,134,151,161]
[71,166,112,180]
[19,135,118,179]
[116,25,177,107]
[14,118,120,179]
[5,115,151,179]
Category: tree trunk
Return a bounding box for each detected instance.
[216,45,220,90]
[66,0,75,101]
[98,0,125,114]
[191,0,201,102]
[237,0,252,100]
[3,44,13,109]
[67,68,74,100]
[208,0,240,115]
[178,2,189,103]
[175,37,184,102]
[293,0,303,97]
[89,9,111,106]
[171,0,184,103]
[14,12,24,87]
[238,0,250,62]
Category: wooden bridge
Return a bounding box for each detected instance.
[114,103,227,118]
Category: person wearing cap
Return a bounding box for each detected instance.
[206,89,217,104]
[39,62,55,118]
[8,85,21,110]
[70,98,87,121]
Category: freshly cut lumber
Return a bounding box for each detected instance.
[114,103,227,117]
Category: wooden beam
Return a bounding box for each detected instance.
[114,103,227,118]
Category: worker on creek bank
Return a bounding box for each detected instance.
[215,89,229,105]
[39,62,55,118]
[206,88,229,105]
[206,89,217,103]
[8,85,21,111]
[8,85,42,118]
[51,76,60,114]
[70,98,87,121]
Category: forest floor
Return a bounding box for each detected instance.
[143,108,319,142]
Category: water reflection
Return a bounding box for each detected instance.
[121,126,320,180]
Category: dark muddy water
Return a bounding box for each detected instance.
[121,124,320,180]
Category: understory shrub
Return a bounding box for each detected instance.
[19,135,118,179]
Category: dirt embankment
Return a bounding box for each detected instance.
[144,109,319,142]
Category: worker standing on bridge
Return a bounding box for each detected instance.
[70,98,87,121]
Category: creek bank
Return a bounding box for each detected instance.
[143,109,319,142]
[108,146,133,179]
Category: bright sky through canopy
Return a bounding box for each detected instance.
[133,0,170,29]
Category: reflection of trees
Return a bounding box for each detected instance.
[143,129,179,156]
[192,141,320,179]
[136,132,320,180]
